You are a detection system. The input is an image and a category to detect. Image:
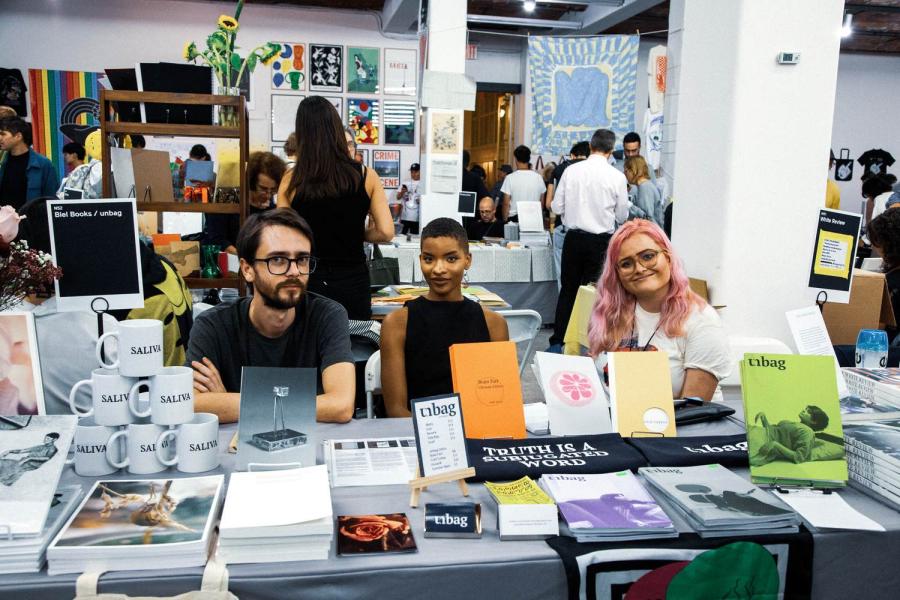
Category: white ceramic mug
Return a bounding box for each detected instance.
[127,366,194,425]
[156,413,220,473]
[66,417,122,476]
[106,420,170,475]
[68,368,138,426]
[96,319,164,377]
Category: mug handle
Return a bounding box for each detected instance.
[156,429,178,467]
[96,331,120,369]
[68,379,94,417]
[127,380,151,418]
[106,430,129,469]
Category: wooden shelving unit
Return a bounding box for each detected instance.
[100,90,249,293]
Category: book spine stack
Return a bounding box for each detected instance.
[873,384,900,409]
[843,370,877,400]
[843,436,900,509]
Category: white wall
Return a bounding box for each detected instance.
[668,0,845,345]
[0,0,421,173]
[830,52,900,209]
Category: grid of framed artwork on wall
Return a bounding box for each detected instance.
[269,43,418,186]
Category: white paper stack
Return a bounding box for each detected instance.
[519,231,551,247]
[0,486,82,575]
[640,465,799,538]
[218,465,333,564]
[540,471,677,543]
[843,419,900,510]
[47,476,224,575]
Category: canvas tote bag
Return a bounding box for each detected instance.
[73,559,238,600]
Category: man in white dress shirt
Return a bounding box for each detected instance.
[548,128,629,350]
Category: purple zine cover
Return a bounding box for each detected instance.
[544,472,673,530]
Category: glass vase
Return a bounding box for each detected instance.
[217,86,241,128]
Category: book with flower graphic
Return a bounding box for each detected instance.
[336,513,417,556]
[534,352,612,436]
[449,341,526,439]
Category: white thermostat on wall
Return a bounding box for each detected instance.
[776,52,801,64]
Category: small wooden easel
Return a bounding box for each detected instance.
[409,466,477,508]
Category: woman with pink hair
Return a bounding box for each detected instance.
[588,219,731,402]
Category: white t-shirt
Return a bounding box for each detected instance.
[500,169,545,217]
[399,179,420,222]
[597,303,732,402]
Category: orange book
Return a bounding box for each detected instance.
[449,341,526,439]
[151,233,181,248]
[606,351,677,437]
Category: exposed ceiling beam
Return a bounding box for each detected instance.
[380,0,419,34]
[557,0,665,34]
[468,14,583,30]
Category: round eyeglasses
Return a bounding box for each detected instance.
[616,249,666,274]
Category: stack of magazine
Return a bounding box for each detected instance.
[47,476,224,575]
[0,486,82,574]
[843,419,900,510]
[218,465,333,564]
[841,368,900,419]
[640,465,799,538]
[540,471,677,542]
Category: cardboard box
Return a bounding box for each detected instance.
[157,240,200,278]
[823,269,897,345]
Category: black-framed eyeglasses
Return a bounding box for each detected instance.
[616,249,666,274]
[253,255,317,275]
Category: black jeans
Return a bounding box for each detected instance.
[550,229,612,345]
[400,220,419,235]
[308,260,371,320]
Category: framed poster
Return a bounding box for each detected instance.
[323,96,343,123]
[47,199,143,312]
[383,100,417,145]
[373,149,401,189]
[348,97,379,145]
[309,44,343,92]
[347,46,380,94]
[384,48,417,97]
[271,94,304,143]
[0,313,45,415]
[429,109,462,154]
[271,42,307,91]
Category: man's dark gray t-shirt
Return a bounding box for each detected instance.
[185,294,353,392]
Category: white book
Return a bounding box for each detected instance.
[48,476,224,575]
[533,352,611,436]
[220,465,332,536]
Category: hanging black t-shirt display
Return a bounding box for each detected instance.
[857,148,896,180]
[0,68,27,117]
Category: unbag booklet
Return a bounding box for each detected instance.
[533,352,612,436]
[741,354,847,488]
[540,471,676,542]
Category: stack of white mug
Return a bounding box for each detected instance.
[67,319,220,476]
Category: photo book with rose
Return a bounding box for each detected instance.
[534,352,612,436]
[336,513,417,556]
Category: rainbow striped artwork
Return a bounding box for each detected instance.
[28,69,102,181]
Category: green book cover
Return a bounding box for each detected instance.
[741,354,848,488]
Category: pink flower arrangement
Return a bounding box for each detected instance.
[0,205,63,311]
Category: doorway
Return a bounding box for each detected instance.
[463,91,516,191]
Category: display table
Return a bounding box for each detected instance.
[4,401,900,600]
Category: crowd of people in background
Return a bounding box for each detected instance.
[1,95,898,423]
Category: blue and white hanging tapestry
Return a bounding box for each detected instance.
[528,36,639,156]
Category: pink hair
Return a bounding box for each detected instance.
[588,219,706,357]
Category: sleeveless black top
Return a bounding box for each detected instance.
[404,296,491,407]
[290,163,370,266]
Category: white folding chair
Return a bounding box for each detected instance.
[720,336,794,388]
[498,309,543,377]
[364,350,382,419]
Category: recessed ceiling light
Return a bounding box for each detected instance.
[524,1,537,13]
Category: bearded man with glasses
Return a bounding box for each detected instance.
[186,210,355,423]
